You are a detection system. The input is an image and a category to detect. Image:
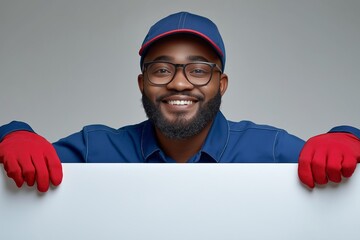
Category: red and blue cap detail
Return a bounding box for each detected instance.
[139,11,226,71]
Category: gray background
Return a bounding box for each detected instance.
[0,0,359,142]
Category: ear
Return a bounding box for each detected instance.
[138,74,144,93]
[219,73,228,96]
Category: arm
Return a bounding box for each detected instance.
[0,121,89,162]
[274,130,305,163]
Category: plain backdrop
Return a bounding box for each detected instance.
[0,0,359,142]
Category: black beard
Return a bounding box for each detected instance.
[142,91,222,140]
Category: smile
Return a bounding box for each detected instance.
[167,100,194,106]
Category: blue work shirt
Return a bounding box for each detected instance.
[1,111,359,163]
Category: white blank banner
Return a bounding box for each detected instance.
[1,164,359,240]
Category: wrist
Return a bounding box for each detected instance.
[0,121,35,142]
[328,125,360,140]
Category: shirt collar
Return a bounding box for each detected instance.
[140,111,229,163]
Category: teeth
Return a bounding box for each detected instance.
[168,100,193,105]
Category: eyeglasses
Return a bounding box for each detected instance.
[142,61,222,86]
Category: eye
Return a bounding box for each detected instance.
[148,63,173,77]
[156,68,171,74]
[187,64,211,78]
[152,68,172,78]
[191,68,207,74]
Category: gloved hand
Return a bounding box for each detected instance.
[0,131,62,192]
[298,132,360,188]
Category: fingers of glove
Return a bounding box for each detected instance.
[298,147,315,188]
[326,150,343,183]
[17,152,36,186]
[45,147,63,186]
[341,153,357,178]
[3,155,24,187]
[311,149,328,185]
[31,153,50,192]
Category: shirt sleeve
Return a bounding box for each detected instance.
[52,130,89,163]
[328,125,360,139]
[274,130,305,163]
[0,121,34,142]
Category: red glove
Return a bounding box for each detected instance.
[0,131,62,192]
[298,132,360,188]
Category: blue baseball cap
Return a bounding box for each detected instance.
[139,11,226,71]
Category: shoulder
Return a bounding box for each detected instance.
[82,121,148,136]
[228,119,285,133]
[222,117,304,163]
[83,121,147,133]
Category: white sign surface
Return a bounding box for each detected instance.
[1,164,359,240]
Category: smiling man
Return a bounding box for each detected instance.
[139,34,227,162]
[0,11,360,192]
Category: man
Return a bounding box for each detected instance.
[0,12,359,192]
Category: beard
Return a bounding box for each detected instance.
[142,90,222,140]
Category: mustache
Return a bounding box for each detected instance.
[156,91,204,102]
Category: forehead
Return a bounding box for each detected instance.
[143,34,220,63]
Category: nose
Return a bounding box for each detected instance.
[166,68,194,91]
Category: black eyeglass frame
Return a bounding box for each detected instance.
[142,61,223,87]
